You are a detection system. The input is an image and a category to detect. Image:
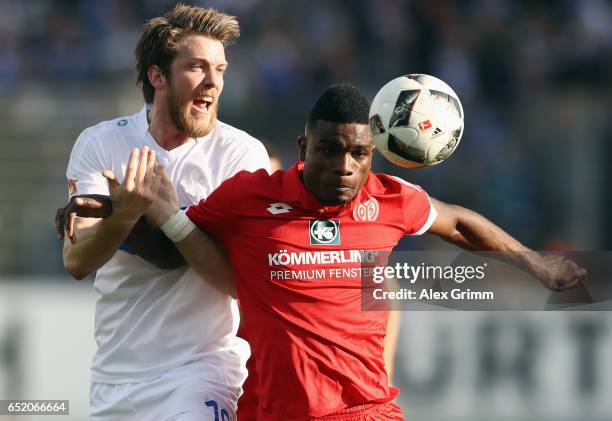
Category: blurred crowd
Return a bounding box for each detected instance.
[0,0,611,274]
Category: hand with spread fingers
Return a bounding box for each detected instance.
[101,147,161,224]
[56,148,185,269]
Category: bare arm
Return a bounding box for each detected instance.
[125,217,186,269]
[146,169,236,297]
[63,215,143,279]
[63,148,160,279]
[56,196,185,270]
[427,198,586,290]
[427,197,532,252]
[172,228,236,297]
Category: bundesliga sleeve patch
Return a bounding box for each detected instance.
[68,179,78,196]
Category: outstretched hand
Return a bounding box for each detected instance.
[57,147,161,244]
[101,147,161,224]
[536,255,587,291]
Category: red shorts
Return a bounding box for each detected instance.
[311,401,405,421]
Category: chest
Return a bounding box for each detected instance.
[227,210,406,288]
[111,140,230,207]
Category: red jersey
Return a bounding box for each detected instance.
[187,162,436,420]
[236,323,259,421]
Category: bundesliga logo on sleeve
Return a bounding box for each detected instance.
[68,179,78,196]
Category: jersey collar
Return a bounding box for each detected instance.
[282,161,372,217]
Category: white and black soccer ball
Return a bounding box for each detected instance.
[369,74,464,169]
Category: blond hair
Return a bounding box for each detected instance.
[135,3,240,103]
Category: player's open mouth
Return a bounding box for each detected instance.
[192,97,213,113]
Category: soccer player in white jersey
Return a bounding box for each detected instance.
[62,5,270,420]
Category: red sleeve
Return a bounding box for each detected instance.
[392,176,438,236]
[186,173,240,240]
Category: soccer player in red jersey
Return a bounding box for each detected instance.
[234,145,402,421]
[64,84,585,419]
[143,84,585,419]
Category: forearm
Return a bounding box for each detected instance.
[174,228,236,297]
[63,215,136,279]
[125,217,186,269]
[441,205,518,250]
[145,172,236,296]
[60,194,185,269]
[429,199,585,290]
[63,146,161,279]
[441,204,543,277]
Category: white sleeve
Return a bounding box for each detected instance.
[224,137,272,177]
[65,129,110,198]
[411,203,438,236]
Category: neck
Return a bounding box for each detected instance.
[147,102,192,151]
[299,172,349,207]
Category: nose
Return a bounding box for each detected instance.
[333,153,354,176]
[202,66,222,89]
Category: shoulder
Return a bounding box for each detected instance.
[224,167,278,198]
[229,167,274,187]
[205,167,275,210]
[215,121,265,151]
[75,110,141,148]
[365,173,431,212]
[213,121,271,173]
[366,173,435,234]
[365,172,426,196]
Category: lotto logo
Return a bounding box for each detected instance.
[267,202,293,215]
[309,220,340,245]
[418,120,432,131]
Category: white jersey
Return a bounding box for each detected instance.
[66,105,271,384]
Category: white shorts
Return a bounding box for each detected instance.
[90,360,243,421]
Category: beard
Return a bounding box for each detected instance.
[167,84,218,138]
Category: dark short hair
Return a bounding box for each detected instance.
[135,4,240,104]
[306,84,370,128]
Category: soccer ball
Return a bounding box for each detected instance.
[369,74,464,169]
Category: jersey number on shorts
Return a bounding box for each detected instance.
[205,400,230,421]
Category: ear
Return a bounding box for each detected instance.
[148,64,166,91]
[297,135,307,161]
